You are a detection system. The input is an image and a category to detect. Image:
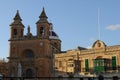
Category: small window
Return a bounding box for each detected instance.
[40,27,44,35]
[112,56,117,70]
[26,52,34,58]
[24,50,34,58]
[13,29,17,35]
[59,61,62,67]
[85,59,89,72]
[54,42,57,48]
[97,42,101,47]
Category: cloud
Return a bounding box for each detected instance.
[106,24,120,31]
[86,37,95,49]
[87,46,92,49]
[89,37,95,41]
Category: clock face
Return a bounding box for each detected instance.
[40,42,43,46]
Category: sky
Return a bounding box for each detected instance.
[0,0,120,59]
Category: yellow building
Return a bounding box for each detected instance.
[55,40,120,78]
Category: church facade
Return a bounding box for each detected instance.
[6,8,61,77]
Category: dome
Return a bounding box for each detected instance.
[92,40,106,49]
[49,30,59,39]
[51,31,58,37]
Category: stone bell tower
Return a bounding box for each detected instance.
[8,8,61,77]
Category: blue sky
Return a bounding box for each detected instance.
[0,0,120,59]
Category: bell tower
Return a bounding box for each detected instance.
[8,10,24,77]
[10,10,24,39]
[36,8,50,38]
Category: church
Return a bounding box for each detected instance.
[0,8,120,79]
[0,8,61,77]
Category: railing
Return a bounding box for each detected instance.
[81,67,120,73]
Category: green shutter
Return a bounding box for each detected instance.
[99,59,104,72]
[85,59,89,72]
[94,60,97,72]
[94,59,105,72]
[112,56,117,70]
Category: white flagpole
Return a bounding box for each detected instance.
[98,8,101,40]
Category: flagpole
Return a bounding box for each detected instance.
[98,8,101,40]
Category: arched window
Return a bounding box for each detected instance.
[26,51,34,58]
[54,42,57,48]
[40,27,44,35]
[97,42,101,47]
[13,29,17,35]
[25,68,33,77]
[24,50,34,58]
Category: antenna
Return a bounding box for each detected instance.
[98,8,101,40]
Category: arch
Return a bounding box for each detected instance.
[23,49,34,58]
[25,68,34,77]
[40,27,44,35]
[96,56,103,59]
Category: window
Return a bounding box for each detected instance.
[112,56,117,70]
[59,61,62,67]
[94,59,105,72]
[13,29,17,35]
[68,63,74,67]
[24,50,34,58]
[97,42,101,47]
[54,42,57,48]
[40,27,44,35]
[26,52,34,58]
[85,59,89,72]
